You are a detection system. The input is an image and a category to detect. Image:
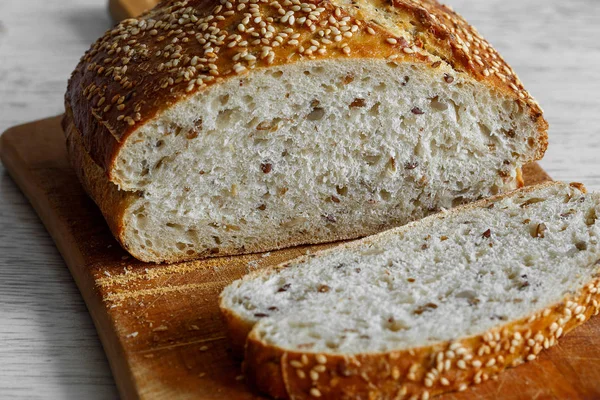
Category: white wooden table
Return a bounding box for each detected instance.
[0,0,599,398]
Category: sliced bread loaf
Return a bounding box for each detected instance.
[64,0,547,263]
[220,181,600,399]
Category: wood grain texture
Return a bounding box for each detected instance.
[2,116,600,400]
[1,0,600,398]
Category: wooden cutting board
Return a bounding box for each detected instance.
[1,116,599,400]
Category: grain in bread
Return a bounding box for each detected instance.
[220,182,600,399]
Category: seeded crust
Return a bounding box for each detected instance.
[65,0,548,183]
[219,182,600,399]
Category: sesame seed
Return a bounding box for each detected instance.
[309,370,319,381]
[485,358,496,367]
[472,360,482,368]
[313,365,326,373]
[441,377,450,386]
[527,354,536,361]
[386,38,398,45]
[315,354,327,364]
[296,369,306,379]
[309,388,321,397]
[534,333,544,342]
[233,64,247,74]
[290,360,303,368]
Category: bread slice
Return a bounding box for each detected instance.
[64,0,547,263]
[220,182,600,399]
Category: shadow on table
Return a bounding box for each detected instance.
[0,170,119,399]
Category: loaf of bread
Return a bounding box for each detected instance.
[220,182,600,399]
[64,0,548,263]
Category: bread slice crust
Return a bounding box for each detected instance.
[219,182,600,399]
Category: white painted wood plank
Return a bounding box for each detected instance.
[0,0,599,398]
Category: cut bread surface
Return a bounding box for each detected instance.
[104,59,539,262]
[220,182,600,398]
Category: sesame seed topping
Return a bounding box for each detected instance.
[314,365,326,373]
